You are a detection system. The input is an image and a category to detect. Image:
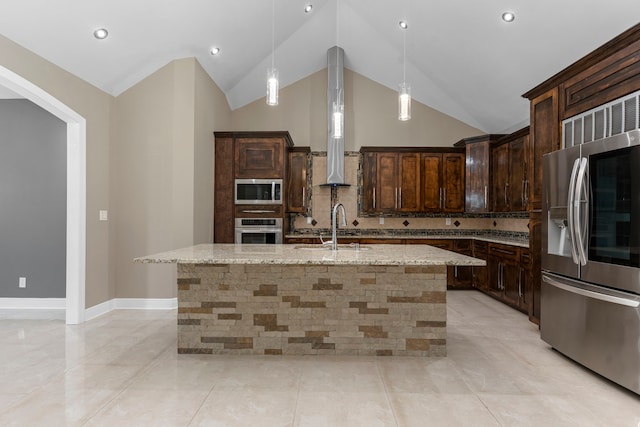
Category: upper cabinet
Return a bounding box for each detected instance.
[360,147,464,214]
[287,147,310,213]
[421,152,465,213]
[234,132,293,179]
[491,127,530,212]
[454,135,504,213]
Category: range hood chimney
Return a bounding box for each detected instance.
[325,46,348,186]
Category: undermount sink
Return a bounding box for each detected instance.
[294,244,371,251]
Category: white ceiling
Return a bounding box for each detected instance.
[1,0,639,133]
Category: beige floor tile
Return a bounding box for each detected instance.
[295,391,396,427]
[1,292,639,426]
[190,388,297,427]
[83,388,208,427]
[299,357,385,393]
[390,393,500,427]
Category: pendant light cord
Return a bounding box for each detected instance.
[271,0,275,70]
[403,29,406,83]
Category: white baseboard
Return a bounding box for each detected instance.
[84,297,178,321]
[0,298,66,309]
[0,297,177,322]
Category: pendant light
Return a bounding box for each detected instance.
[331,1,344,139]
[266,0,279,106]
[398,20,411,121]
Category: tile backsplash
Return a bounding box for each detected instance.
[290,152,530,240]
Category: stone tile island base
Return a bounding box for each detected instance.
[177,263,447,356]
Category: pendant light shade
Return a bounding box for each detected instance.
[398,82,411,121]
[266,0,279,106]
[398,19,411,121]
[331,99,344,139]
[267,67,279,106]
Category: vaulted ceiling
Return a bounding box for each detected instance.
[1,0,639,132]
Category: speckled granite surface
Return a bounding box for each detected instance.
[135,243,485,266]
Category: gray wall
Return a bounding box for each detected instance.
[0,99,66,298]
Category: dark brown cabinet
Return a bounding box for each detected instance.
[361,147,464,215]
[287,147,310,213]
[492,128,529,212]
[447,239,473,289]
[214,131,293,243]
[234,134,290,179]
[528,88,559,211]
[486,243,528,313]
[472,240,488,291]
[455,135,504,213]
[421,152,465,213]
[375,152,421,213]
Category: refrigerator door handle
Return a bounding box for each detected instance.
[543,275,639,308]
[574,157,589,266]
[567,158,581,264]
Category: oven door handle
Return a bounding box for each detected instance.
[567,158,581,265]
[543,275,639,308]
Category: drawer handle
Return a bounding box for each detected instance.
[242,210,276,213]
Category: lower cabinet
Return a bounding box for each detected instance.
[447,240,473,289]
[472,240,488,291]
[486,243,529,313]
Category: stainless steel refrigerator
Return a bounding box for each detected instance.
[541,129,640,395]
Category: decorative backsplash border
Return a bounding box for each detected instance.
[289,228,529,243]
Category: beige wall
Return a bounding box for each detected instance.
[0,35,115,308]
[194,61,232,244]
[113,58,231,299]
[231,68,482,150]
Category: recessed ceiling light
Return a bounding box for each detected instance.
[210,47,221,56]
[501,12,515,22]
[304,4,313,13]
[93,28,109,39]
[399,20,408,30]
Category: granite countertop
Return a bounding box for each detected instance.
[285,234,530,248]
[134,243,486,266]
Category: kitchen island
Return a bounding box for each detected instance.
[135,244,484,356]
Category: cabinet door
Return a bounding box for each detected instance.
[472,241,488,291]
[442,153,465,212]
[503,261,521,306]
[214,136,235,243]
[529,212,542,324]
[519,249,531,312]
[491,143,509,212]
[509,136,528,211]
[530,88,559,210]
[376,153,399,212]
[362,152,377,213]
[421,153,442,212]
[398,153,421,212]
[487,255,502,296]
[287,149,309,213]
[235,137,285,179]
[465,141,490,212]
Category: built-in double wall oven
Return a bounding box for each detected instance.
[542,129,640,395]
[234,218,282,244]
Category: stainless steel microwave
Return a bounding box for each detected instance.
[235,179,282,204]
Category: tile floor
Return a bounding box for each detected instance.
[0,290,639,426]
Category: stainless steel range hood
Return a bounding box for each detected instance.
[324,46,348,186]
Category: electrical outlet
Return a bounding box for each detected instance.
[307,216,313,225]
[99,210,108,221]
[446,217,452,226]
[379,216,384,225]
[19,277,26,288]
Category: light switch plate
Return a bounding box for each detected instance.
[99,210,108,221]
[379,217,384,225]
